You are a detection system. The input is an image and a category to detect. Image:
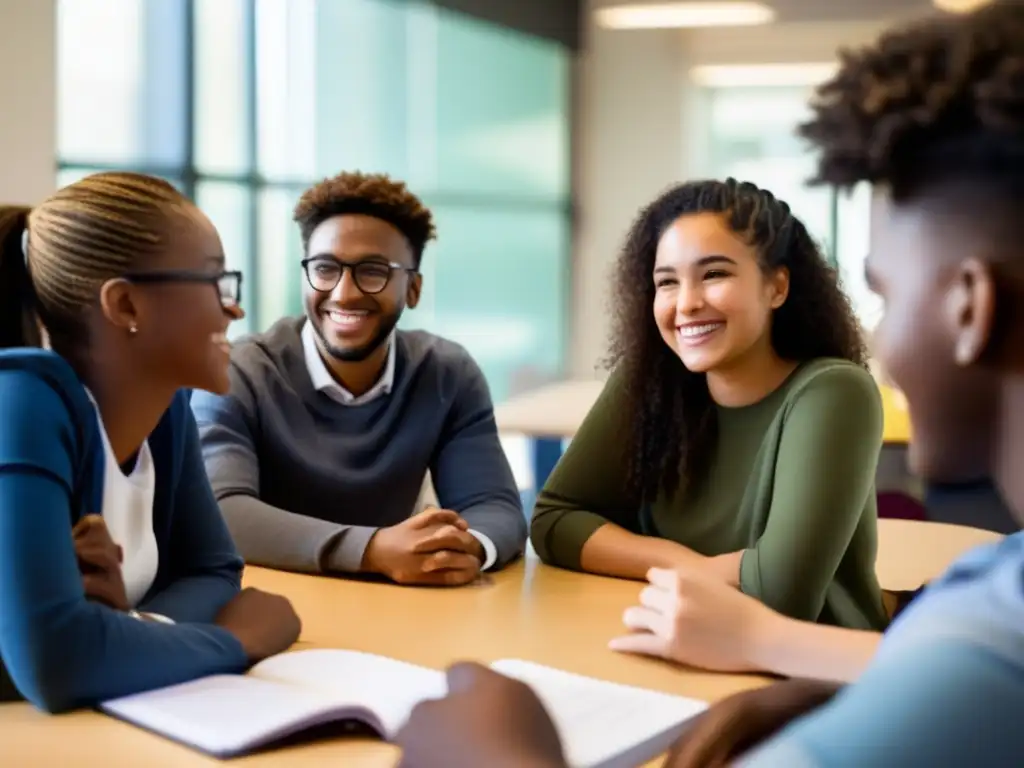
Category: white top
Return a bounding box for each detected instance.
[88,396,159,608]
[299,321,498,570]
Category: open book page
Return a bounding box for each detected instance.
[490,660,708,768]
[100,650,447,756]
[251,649,448,736]
[101,651,705,762]
[101,674,344,756]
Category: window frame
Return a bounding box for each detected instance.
[57,0,575,389]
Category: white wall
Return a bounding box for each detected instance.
[569,12,889,377]
[569,3,691,378]
[0,0,57,206]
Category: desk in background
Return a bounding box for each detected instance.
[0,519,997,767]
[497,379,914,496]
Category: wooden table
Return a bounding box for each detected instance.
[0,560,767,767]
[1,519,997,766]
[873,518,1002,590]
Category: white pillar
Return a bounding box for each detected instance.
[570,3,689,377]
[0,0,57,206]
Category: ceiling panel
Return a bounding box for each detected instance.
[769,0,942,23]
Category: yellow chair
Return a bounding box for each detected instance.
[880,384,912,444]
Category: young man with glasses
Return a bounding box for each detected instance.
[191,171,525,586]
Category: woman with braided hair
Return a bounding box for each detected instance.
[0,172,299,713]
[530,177,888,635]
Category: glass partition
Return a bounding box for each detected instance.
[57,0,573,399]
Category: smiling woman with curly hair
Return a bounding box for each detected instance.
[530,177,888,631]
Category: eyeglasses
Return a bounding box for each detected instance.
[123,269,243,309]
[301,257,416,295]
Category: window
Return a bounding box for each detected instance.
[432,13,570,201]
[408,205,569,399]
[57,0,573,396]
[193,0,251,176]
[836,184,882,332]
[58,0,188,169]
[194,182,255,320]
[256,188,305,328]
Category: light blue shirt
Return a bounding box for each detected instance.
[742,531,1024,767]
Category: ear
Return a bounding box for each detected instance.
[943,257,996,367]
[406,271,423,310]
[768,266,790,310]
[98,278,142,334]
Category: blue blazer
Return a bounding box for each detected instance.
[0,349,249,712]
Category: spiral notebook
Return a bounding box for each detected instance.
[101,649,708,767]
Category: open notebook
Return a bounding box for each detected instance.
[101,649,708,767]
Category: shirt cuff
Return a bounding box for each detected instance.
[738,547,761,597]
[468,530,498,571]
[141,612,175,625]
[129,611,176,625]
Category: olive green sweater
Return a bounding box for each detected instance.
[531,359,889,630]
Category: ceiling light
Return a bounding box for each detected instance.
[690,62,838,88]
[596,2,776,30]
[933,0,991,12]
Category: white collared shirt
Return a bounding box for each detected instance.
[301,320,396,405]
[300,320,498,570]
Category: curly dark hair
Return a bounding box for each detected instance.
[607,178,868,504]
[293,171,436,266]
[800,0,1024,199]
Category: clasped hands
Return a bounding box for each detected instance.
[361,507,485,587]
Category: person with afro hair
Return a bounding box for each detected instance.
[391,3,1024,767]
[191,171,525,588]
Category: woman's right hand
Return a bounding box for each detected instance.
[72,514,129,611]
[609,566,777,673]
[214,587,301,662]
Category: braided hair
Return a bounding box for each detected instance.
[606,178,867,504]
[0,172,190,355]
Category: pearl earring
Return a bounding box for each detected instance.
[129,324,138,335]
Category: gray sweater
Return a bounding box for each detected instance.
[190,317,526,574]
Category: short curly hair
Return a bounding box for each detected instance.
[800,1,1024,201]
[293,171,436,266]
[608,179,868,504]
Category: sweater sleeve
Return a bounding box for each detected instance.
[0,371,248,714]
[429,352,526,569]
[529,369,638,570]
[191,366,374,574]
[739,366,884,622]
[138,395,244,623]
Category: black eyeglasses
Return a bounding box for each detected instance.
[123,269,243,309]
[301,257,416,295]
